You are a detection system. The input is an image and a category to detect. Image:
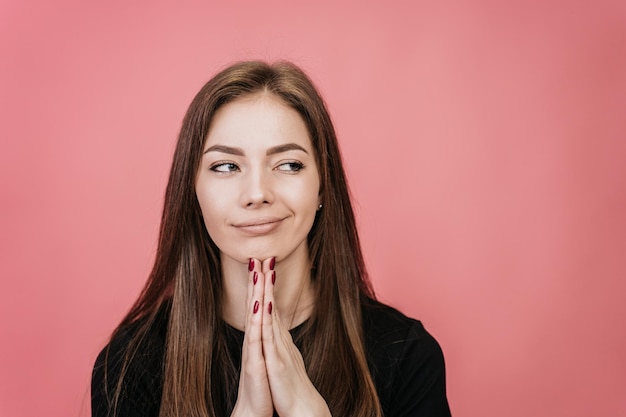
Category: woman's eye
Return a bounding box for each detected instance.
[210,162,239,173]
[276,161,304,172]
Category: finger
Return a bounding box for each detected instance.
[243,260,265,360]
[261,256,276,344]
[245,258,261,316]
[272,301,296,362]
[261,256,276,325]
[263,268,285,364]
[262,266,290,346]
[261,256,276,274]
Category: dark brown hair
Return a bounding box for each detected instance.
[105,61,382,417]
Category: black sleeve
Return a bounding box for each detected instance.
[386,321,451,417]
[91,327,163,417]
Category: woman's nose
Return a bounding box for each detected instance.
[241,168,274,208]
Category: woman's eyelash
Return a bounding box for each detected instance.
[210,162,239,173]
[277,161,305,172]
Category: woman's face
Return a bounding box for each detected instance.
[196,93,321,266]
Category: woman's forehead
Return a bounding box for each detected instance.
[204,93,314,154]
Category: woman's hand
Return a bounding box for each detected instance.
[232,257,331,417]
[260,259,332,417]
[230,258,274,417]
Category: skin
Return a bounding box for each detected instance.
[195,93,331,416]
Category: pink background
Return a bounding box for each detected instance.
[1,1,625,416]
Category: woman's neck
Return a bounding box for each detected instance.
[220,247,315,331]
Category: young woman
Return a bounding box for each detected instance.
[91,61,451,417]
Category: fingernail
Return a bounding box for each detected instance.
[253,300,259,314]
[269,257,276,270]
[268,301,273,314]
[271,270,276,285]
[253,271,258,285]
[248,258,254,271]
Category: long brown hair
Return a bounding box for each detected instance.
[104,61,382,417]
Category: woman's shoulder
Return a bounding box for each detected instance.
[361,297,438,348]
[91,301,170,417]
[94,301,170,365]
[361,298,451,416]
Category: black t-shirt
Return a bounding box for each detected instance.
[92,300,451,417]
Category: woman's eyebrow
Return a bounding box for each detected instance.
[203,144,244,155]
[266,143,308,155]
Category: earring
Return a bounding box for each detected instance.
[318,204,323,210]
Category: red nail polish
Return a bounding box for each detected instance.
[248,258,254,271]
[271,270,276,285]
[253,300,259,314]
[269,257,276,270]
[253,271,258,285]
[268,301,272,314]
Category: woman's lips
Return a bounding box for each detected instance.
[233,217,286,236]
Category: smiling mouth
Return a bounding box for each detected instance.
[233,217,286,236]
